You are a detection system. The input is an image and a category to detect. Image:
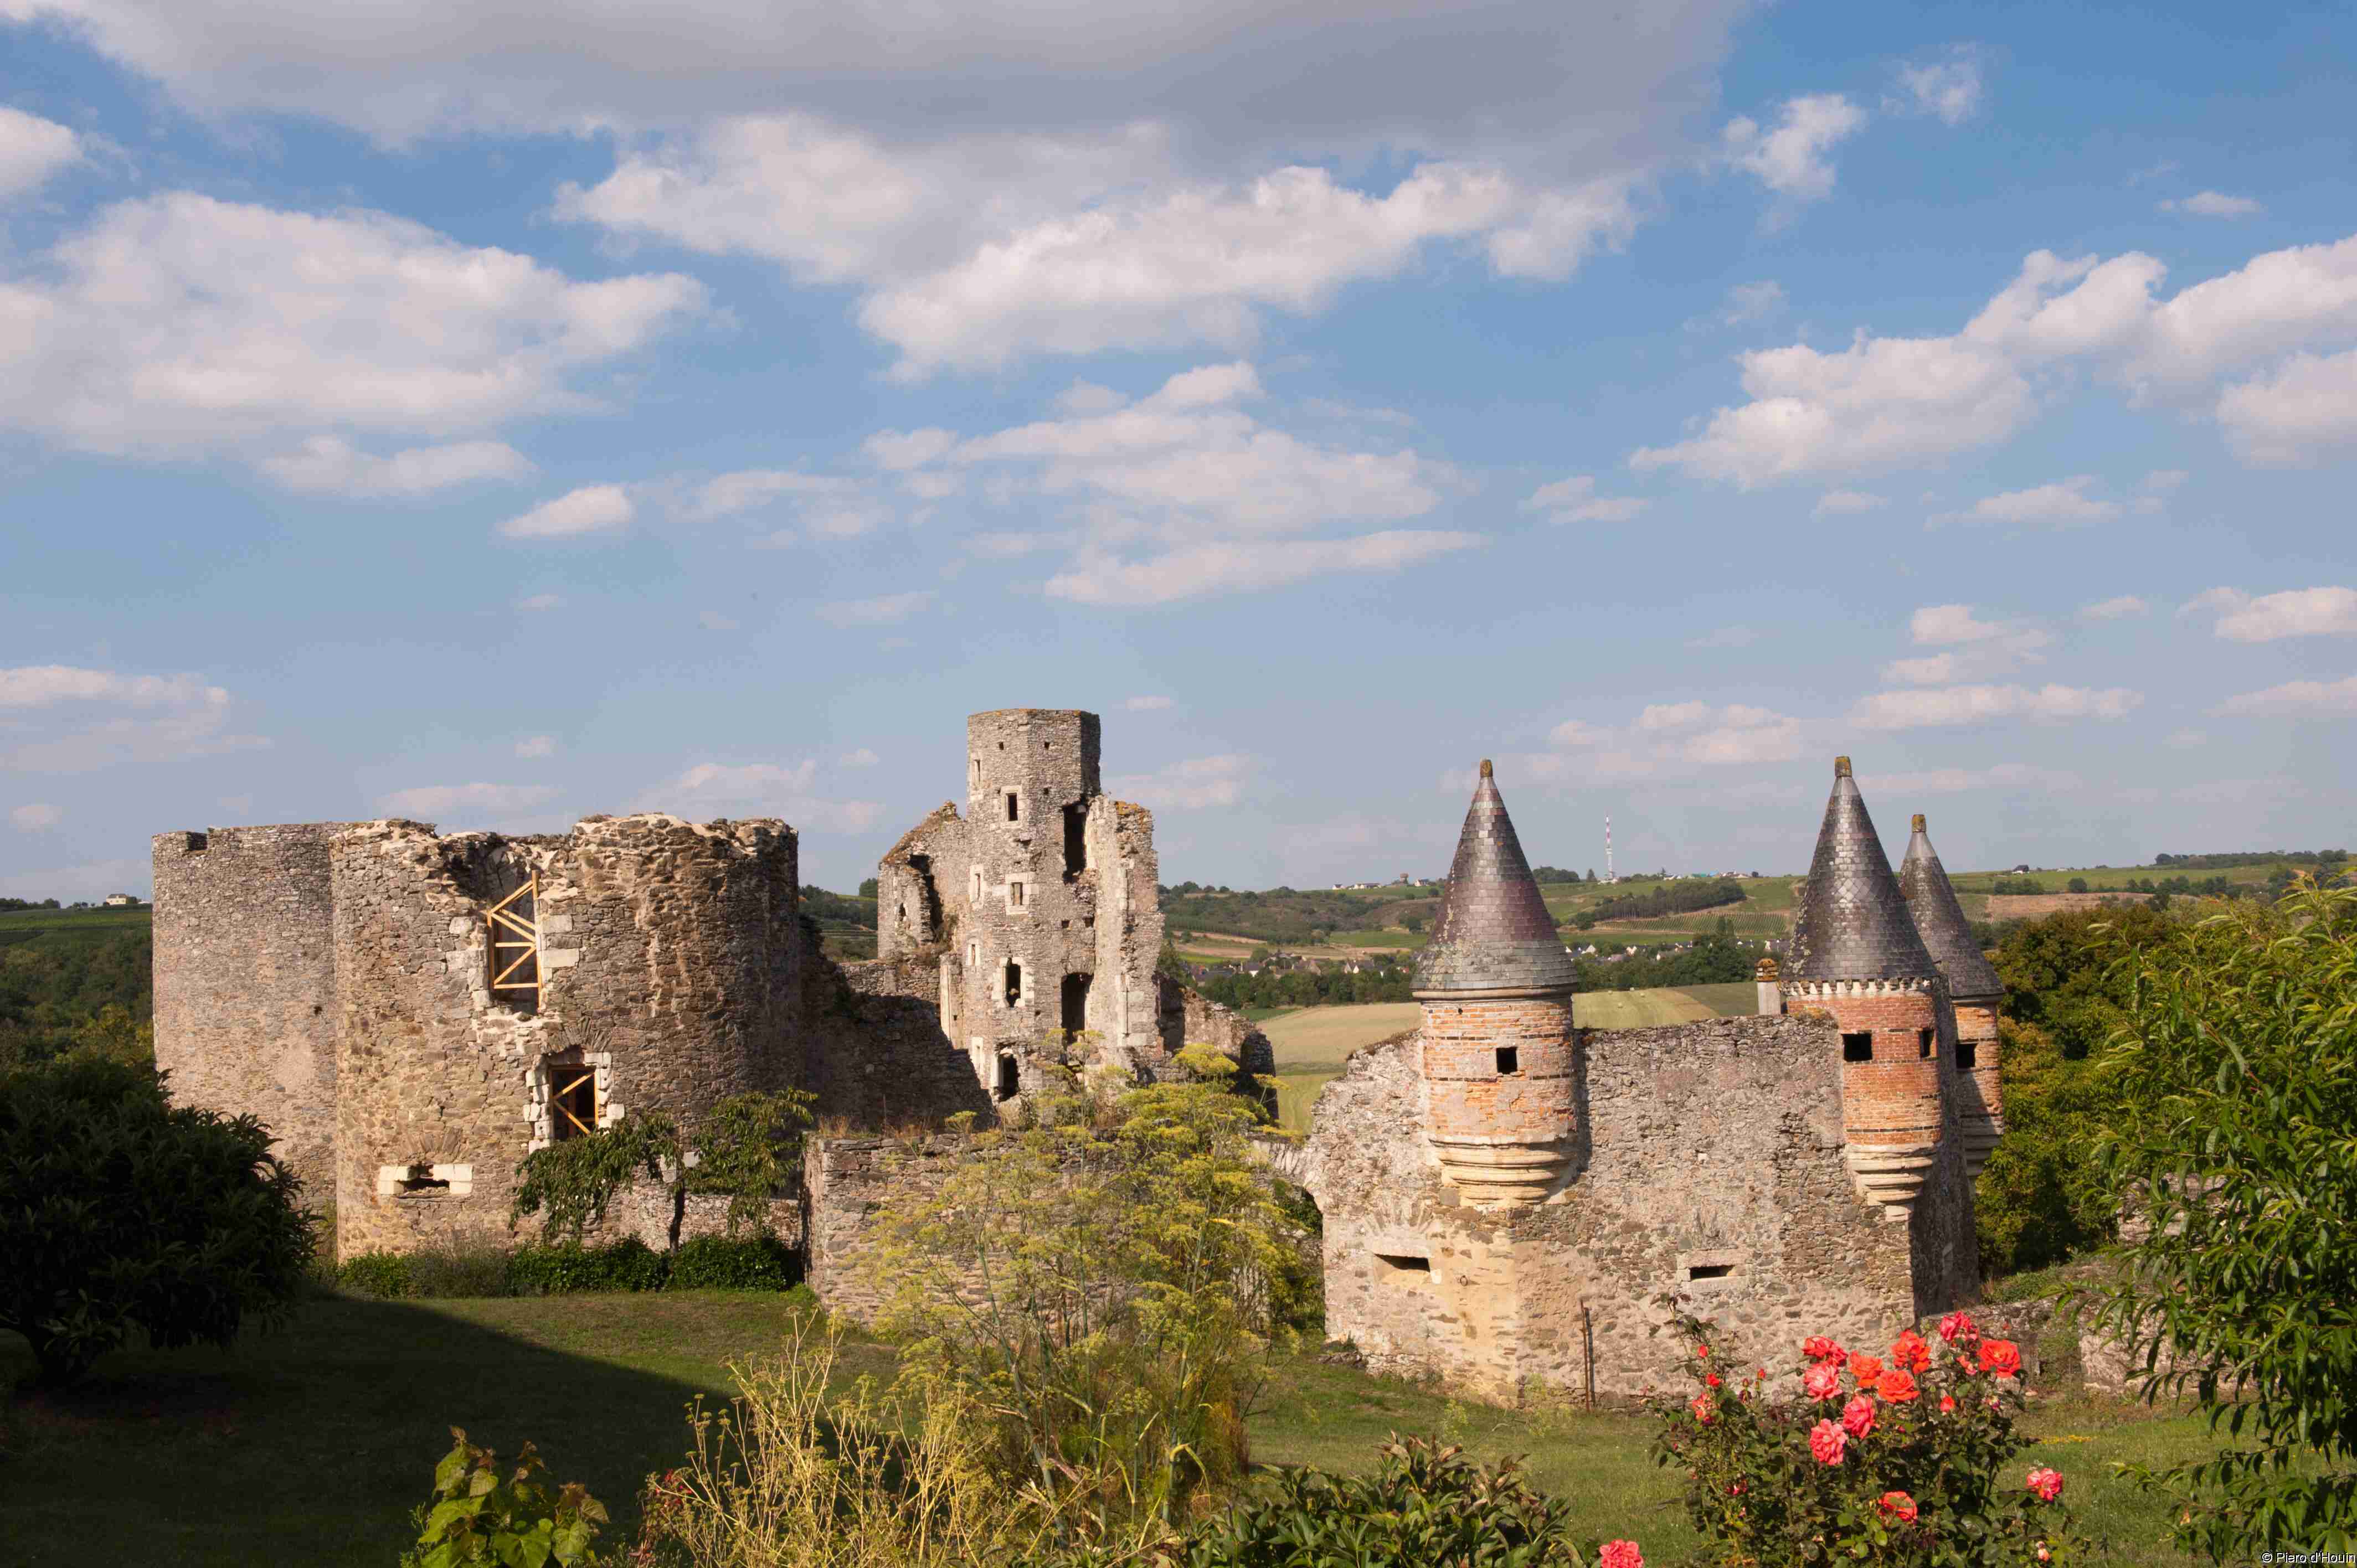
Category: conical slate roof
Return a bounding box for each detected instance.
[1786,757,1942,984]
[1898,813,2004,1001]
[1413,761,1577,996]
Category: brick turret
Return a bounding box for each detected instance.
[1786,758,1953,1218]
[1412,760,1581,1206]
[1899,813,2004,1178]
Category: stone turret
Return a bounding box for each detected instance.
[1899,813,2004,1178]
[1412,760,1581,1206]
[1786,758,1952,1218]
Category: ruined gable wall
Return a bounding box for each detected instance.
[151,823,363,1207]
[1306,1015,1941,1404]
[328,814,802,1259]
[806,951,994,1128]
[1093,797,1167,1072]
[804,1133,965,1324]
[877,804,965,961]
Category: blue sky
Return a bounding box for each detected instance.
[4,0,2353,899]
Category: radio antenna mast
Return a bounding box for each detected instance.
[1605,814,1615,885]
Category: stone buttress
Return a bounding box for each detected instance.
[1413,760,1582,1206]
[1898,813,2005,1178]
[1784,758,1953,1218]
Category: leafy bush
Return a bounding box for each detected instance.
[400,1427,610,1567]
[0,1054,316,1386]
[1166,1434,1632,1567]
[2077,878,2357,1557]
[507,1239,667,1296]
[1646,1303,2087,1566]
[511,1090,814,1247]
[666,1235,799,1292]
[339,1250,415,1298]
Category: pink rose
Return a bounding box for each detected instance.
[1599,1541,1644,1568]
[1802,1334,1841,1363]
[1878,1490,1918,1523]
[1841,1395,1876,1438]
[2026,1467,2065,1503]
[1803,1362,1841,1400]
[1809,1418,1847,1466]
[1938,1310,1978,1343]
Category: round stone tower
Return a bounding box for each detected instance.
[1785,757,1952,1218]
[1898,813,2005,1178]
[1413,760,1581,1207]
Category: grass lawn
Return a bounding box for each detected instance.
[1573,989,1715,1028]
[1675,981,1761,1017]
[1260,1002,1423,1074]
[2,1296,2216,1564]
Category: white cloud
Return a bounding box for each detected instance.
[1056,381,1130,416]
[817,590,933,627]
[1950,475,2121,526]
[258,436,534,497]
[0,106,80,198]
[498,484,636,539]
[2160,192,2263,219]
[1721,94,1867,202]
[2080,595,2148,620]
[689,468,855,520]
[697,610,740,631]
[2187,586,2357,642]
[1124,696,1174,711]
[2144,468,2188,493]
[1885,607,2050,682]
[1850,683,2141,729]
[1634,233,2357,482]
[1637,700,1712,731]
[1813,489,1887,515]
[2215,674,2357,718]
[2216,348,2357,463]
[514,735,557,759]
[1107,754,1252,811]
[0,193,703,457]
[10,802,63,831]
[1523,474,1648,525]
[1717,281,1785,326]
[657,760,881,832]
[0,662,260,773]
[0,666,225,708]
[1505,700,1804,787]
[837,747,879,767]
[378,782,558,819]
[515,593,564,611]
[862,429,959,471]
[1910,604,2008,645]
[1043,531,1474,607]
[1891,53,1985,125]
[1857,762,2080,796]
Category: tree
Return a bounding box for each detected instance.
[0,1055,317,1386]
[2067,876,2089,894]
[511,1089,814,1247]
[857,876,879,899]
[2080,879,2357,1557]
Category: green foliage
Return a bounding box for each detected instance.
[1581,879,1746,924]
[2154,848,2345,870]
[684,1090,815,1240]
[0,912,151,1067]
[665,1235,799,1292]
[1988,876,2049,895]
[339,1236,799,1298]
[339,1250,416,1298]
[1200,960,1412,1012]
[511,1090,810,1247]
[1574,932,1758,993]
[0,1053,317,1385]
[1971,1019,2121,1275]
[2078,878,2357,1558]
[1991,904,2177,1060]
[1646,1303,2087,1566]
[868,1047,1306,1531]
[400,1427,610,1567]
[508,1239,669,1296]
[512,1112,679,1245]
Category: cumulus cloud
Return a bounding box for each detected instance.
[378,782,558,819]
[1715,280,1786,326]
[817,590,933,626]
[2185,586,2357,642]
[655,759,881,832]
[688,468,856,520]
[838,747,879,767]
[0,193,703,458]
[259,436,534,497]
[0,663,260,773]
[0,106,79,198]
[1891,52,1985,125]
[498,484,636,539]
[1882,606,2051,684]
[1948,475,2121,526]
[1633,233,2357,482]
[2080,595,2148,620]
[1850,683,2141,729]
[2215,674,2357,718]
[9,803,63,831]
[1522,474,1648,525]
[1107,754,1252,810]
[1044,532,1473,607]
[1497,700,1805,787]
[1857,762,2080,796]
[1722,94,1867,202]
[2160,192,2264,218]
[514,735,557,758]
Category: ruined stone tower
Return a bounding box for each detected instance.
[1412,760,1582,1207]
[1898,813,2005,1178]
[1785,757,1953,1218]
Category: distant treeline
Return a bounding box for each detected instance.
[1162,888,1425,945]
[0,898,65,912]
[1531,866,1600,884]
[1198,962,1414,1012]
[1,923,151,1067]
[1575,932,1756,992]
[1572,879,1745,926]
[2152,849,2346,870]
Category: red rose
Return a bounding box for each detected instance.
[1940,1394,1957,1414]
[1979,1339,2023,1378]
[1878,1490,1918,1523]
[1802,1334,1842,1363]
[1696,1343,1710,1359]
[1803,1362,1841,1400]
[1877,1370,1921,1404]
[1849,1353,1884,1384]
[1809,1419,1847,1466]
[1706,1373,1721,1387]
[1891,1330,1932,1374]
[1690,1394,1715,1425]
[1841,1394,1876,1438]
[2026,1467,2065,1503]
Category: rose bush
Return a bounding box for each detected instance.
[1647,1300,2089,1566]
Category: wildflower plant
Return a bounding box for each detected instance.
[1645,1298,2089,1566]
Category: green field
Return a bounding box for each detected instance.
[1,1292,2211,1564]
[0,905,151,951]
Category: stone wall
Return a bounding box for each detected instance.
[328,814,804,1260]
[804,1133,965,1324]
[152,823,363,1206]
[1155,974,1277,1079]
[808,950,995,1128]
[1304,1014,1964,1404]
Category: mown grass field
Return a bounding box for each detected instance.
[0,904,150,951]
[2,1293,2214,1565]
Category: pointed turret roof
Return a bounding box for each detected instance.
[1413,760,1577,996]
[1898,813,2003,1001]
[1786,757,1941,984]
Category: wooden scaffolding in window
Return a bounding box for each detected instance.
[487,877,542,1006]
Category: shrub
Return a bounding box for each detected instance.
[407,1239,522,1299]
[511,1090,814,1248]
[339,1250,416,1298]
[666,1236,799,1292]
[507,1239,668,1296]
[1646,1303,2088,1566]
[0,1054,317,1386]
[400,1426,610,1567]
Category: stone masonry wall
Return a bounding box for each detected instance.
[328,814,803,1260]
[804,1133,965,1324]
[1304,1015,1949,1405]
[807,951,995,1128]
[151,823,363,1207]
